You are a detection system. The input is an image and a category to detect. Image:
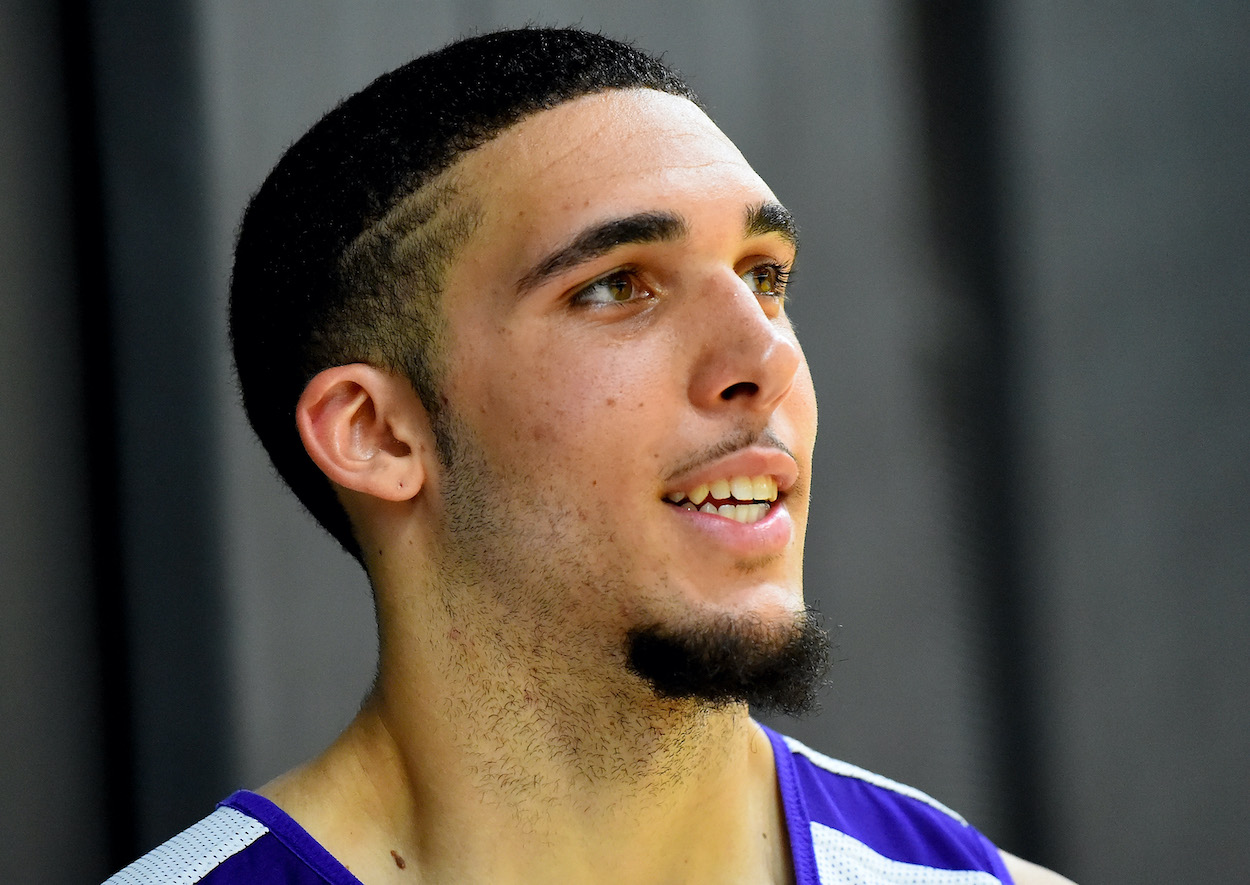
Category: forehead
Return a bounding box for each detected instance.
[461,88,758,190]
[448,89,779,268]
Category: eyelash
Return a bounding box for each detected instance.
[568,261,794,309]
[570,268,649,307]
[750,263,793,297]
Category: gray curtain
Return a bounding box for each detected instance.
[2,2,1246,882]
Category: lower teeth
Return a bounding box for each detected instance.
[683,501,771,522]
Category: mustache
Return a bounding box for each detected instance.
[661,426,795,482]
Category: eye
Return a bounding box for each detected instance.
[571,270,650,307]
[741,263,792,298]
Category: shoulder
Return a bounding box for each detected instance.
[772,731,1078,885]
[769,729,1015,884]
[102,802,271,884]
[102,791,354,885]
[1001,850,1080,885]
[776,731,973,823]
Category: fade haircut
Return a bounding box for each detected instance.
[229,28,699,562]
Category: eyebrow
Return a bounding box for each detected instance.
[516,211,687,294]
[514,201,798,295]
[745,201,799,249]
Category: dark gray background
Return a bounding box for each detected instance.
[3,2,1246,883]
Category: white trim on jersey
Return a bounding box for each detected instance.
[105,806,269,885]
[783,734,969,826]
[811,823,1001,885]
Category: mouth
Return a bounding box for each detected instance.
[663,475,779,525]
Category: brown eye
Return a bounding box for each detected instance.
[741,264,790,296]
[572,271,646,306]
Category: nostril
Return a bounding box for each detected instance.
[720,381,759,400]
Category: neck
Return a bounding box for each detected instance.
[262,566,794,884]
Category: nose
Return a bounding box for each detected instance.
[687,272,804,415]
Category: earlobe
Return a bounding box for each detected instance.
[296,364,426,502]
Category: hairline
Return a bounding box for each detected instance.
[335,84,704,406]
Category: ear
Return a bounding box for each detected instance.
[295,364,427,502]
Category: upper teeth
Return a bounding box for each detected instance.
[665,474,778,508]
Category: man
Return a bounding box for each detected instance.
[107,27,1072,884]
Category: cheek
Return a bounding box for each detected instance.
[446,305,684,499]
[796,363,818,438]
[492,338,667,441]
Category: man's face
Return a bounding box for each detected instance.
[423,89,819,689]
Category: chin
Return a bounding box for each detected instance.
[681,567,805,616]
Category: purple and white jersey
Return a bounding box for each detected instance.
[104,790,358,885]
[105,727,1014,884]
[764,726,1014,884]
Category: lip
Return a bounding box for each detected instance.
[661,445,799,558]
[663,493,794,559]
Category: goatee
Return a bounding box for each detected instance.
[626,606,830,716]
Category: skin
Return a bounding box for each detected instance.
[273,89,1073,885]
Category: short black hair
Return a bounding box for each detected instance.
[228,27,699,562]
